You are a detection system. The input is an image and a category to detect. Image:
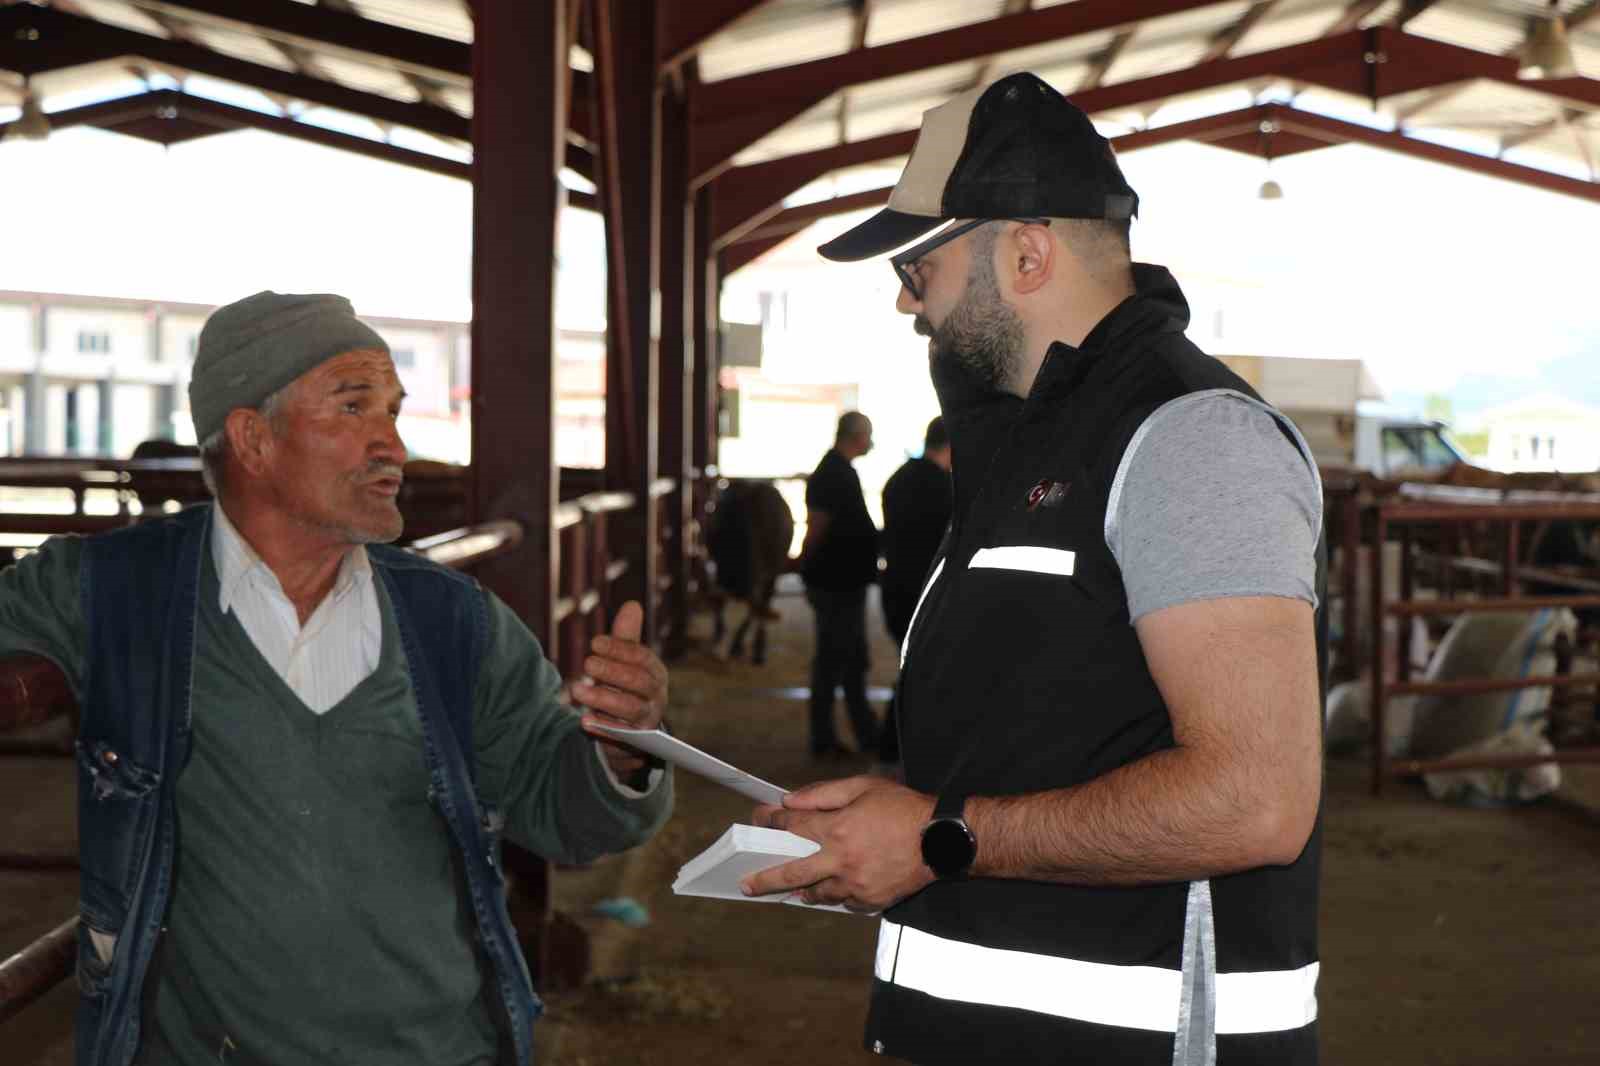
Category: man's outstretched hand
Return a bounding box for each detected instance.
[572,601,668,780]
[742,776,936,912]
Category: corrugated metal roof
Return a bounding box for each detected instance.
[70,0,169,38]
[1407,3,1531,54]
[1235,1,1362,57]
[345,0,474,44]
[865,0,1010,48]
[6,0,1594,207]
[183,24,300,75]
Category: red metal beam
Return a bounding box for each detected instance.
[1392,0,1444,29]
[694,0,1228,125]
[703,28,1599,224]
[728,102,1600,257]
[658,0,775,71]
[1273,105,1600,204]
[1197,0,1281,64]
[0,88,604,207]
[133,0,472,79]
[1325,0,1386,37]
[0,3,130,74]
[692,24,1563,186]
[729,186,895,246]
[1079,28,1138,93]
[720,231,794,276]
[690,0,1234,179]
[1116,102,1600,203]
[0,5,470,139]
[709,128,916,243]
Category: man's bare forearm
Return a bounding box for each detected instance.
[965,746,1314,886]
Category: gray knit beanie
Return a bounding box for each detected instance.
[188,291,388,443]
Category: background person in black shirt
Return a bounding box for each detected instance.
[798,411,881,758]
[876,415,952,770]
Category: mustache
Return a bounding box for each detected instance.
[360,463,405,483]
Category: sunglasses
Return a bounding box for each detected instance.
[890,217,1050,302]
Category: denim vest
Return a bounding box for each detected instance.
[74,504,541,1066]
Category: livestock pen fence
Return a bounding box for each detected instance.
[1323,469,1600,794]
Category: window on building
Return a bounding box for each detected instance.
[77,331,112,354]
[392,347,416,369]
[1530,435,1541,460]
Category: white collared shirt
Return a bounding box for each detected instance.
[212,505,381,714]
[210,505,656,794]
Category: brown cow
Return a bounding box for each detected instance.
[705,479,795,665]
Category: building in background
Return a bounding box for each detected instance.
[0,290,606,467]
[1478,394,1600,473]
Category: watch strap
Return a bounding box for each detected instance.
[933,790,966,822]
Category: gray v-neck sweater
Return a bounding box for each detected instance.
[139,554,500,1065]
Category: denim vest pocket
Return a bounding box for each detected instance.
[76,739,162,912]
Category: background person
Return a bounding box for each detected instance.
[797,411,881,759]
[875,415,953,772]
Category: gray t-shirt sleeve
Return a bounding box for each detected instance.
[1104,389,1322,623]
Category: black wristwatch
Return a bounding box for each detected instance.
[920,791,977,879]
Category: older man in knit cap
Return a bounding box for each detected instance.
[0,291,674,1066]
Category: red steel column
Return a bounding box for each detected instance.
[467,0,570,989]
[593,0,661,641]
[468,0,564,645]
[692,184,720,475]
[658,77,693,659]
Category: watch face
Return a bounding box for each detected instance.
[921,817,976,878]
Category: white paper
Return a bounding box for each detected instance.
[587,723,789,806]
[673,824,858,915]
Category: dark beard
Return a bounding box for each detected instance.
[916,253,1026,397]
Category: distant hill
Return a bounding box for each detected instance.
[1393,348,1600,427]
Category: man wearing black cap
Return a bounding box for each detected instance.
[0,291,673,1066]
[744,74,1327,1065]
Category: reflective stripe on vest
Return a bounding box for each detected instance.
[967,545,1076,576]
[873,918,1318,1035]
[899,557,946,668]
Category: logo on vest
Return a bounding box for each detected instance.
[1026,479,1070,511]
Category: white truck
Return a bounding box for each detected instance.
[1215,355,1467,478]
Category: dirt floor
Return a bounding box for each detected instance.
[4,579,1599,1064]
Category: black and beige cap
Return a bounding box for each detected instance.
[818,72,1139,262]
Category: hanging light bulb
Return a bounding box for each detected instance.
[3,80,51,143]
[1521,0,1579,80]
[1257,118,1284,201]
